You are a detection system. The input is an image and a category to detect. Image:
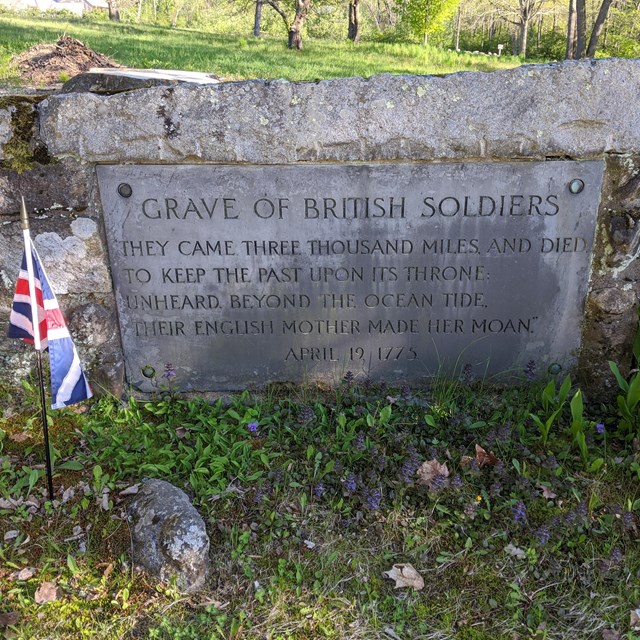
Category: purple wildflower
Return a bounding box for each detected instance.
[399,447,421,483]
[364,488,382,510]
[460,363,473,385]
[247,422,258,433]
[464,501,479,519]
[536,525,551,545]
[490,481,503,497]
[610,546,623,564]
[450,474,463,489]
[343,473,357,494]
[354,431,366,451]
[343,370,354,385]
[375,452,387,471]
[254,481,271,503]
[623,512,636,531]
[163,363,176,378]
[524,360,537,380]
[596,423,605,435]
[298,406,315,424]
[512,500,527,526]
[314,482,326,498]
[498,423,512,440]
[430,473,448,493]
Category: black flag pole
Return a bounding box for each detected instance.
[20,197,55,501]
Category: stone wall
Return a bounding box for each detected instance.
[0,58,638,396]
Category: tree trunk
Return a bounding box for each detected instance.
[107,0,120,21]
[171,4,182,28]
[264,0,291,33]
[519,19,529,56]
[254,0,263,36]
[586,0,614,56]
[137,0,142,21]
[537,16,542,48]
[565,0,577,58]
[575,0,587,57]
[348,0,360,42]
[288,0,311,50]
[454,5,461,50]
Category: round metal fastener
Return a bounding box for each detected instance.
[117,183,133,198]
[568,179,584,195]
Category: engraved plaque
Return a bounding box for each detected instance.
[97,161,603,390]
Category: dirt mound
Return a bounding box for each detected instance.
[11,35,121,86]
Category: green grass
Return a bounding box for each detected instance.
[1,369,640,639]
[0,11,522,84]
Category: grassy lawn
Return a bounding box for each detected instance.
[0,12,522,84]
[1,362,639,639]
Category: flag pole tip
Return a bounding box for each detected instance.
[20,197,29,230]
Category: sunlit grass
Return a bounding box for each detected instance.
[0,11,522,83]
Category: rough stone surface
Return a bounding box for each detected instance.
[128,479,210,593]
[0,160,93,213]
[0,61,639,396]
[39,59,640,164]
[0,108,13,160]
[0,193,115,388]
[62,68,221,94]
[579,154,640,394]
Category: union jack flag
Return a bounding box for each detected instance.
[8,244,92,409]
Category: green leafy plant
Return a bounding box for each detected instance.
[609,309,640,438]
[530,375,571,446]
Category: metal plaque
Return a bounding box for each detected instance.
[97,161,603,390]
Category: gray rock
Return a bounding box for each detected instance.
[61,68,220,94]
[590,287,637,315]
[128,479,209,593]
[39,59,640,164]
[0,107,13,160]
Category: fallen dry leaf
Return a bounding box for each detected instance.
[0,611,20,627]
[631,608,640,631]
[505,543,527,559]
[416,459,449,487]
[382,563,425,590]
[34,581,61,604]
[8,432,30,443]
[11,567,35,581]
[475,444,500,468]
[538,484,557,500]
[601,629,621,640]
[4,530,19,542]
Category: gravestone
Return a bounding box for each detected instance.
[97,160,603,390]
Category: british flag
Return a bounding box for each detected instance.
[8,245,92,409]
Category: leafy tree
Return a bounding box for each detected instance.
[258,0,313,48]
[396,0,460,43]
[566,0,614,58]
[490,0,548,56]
